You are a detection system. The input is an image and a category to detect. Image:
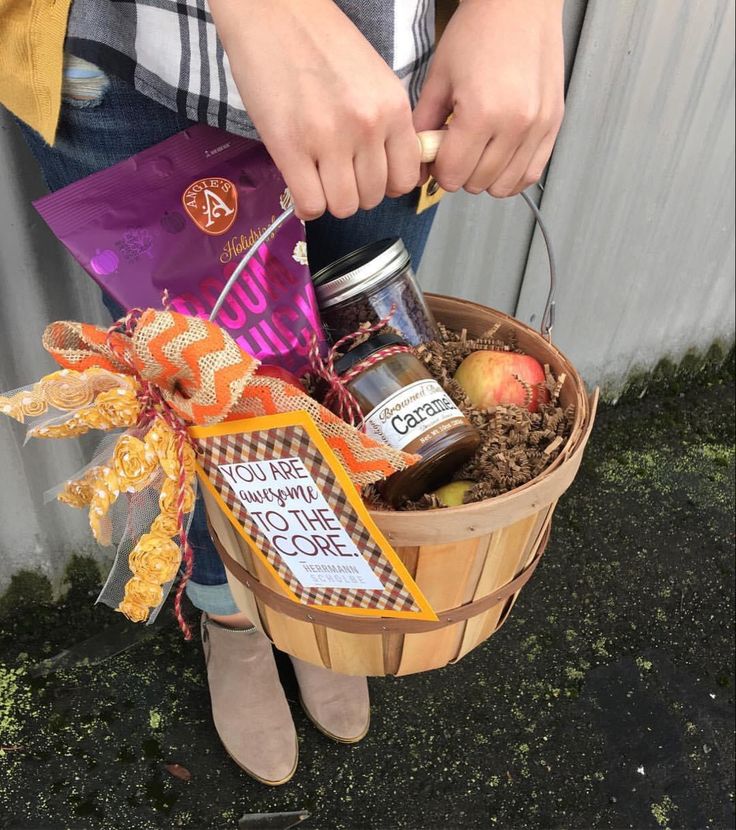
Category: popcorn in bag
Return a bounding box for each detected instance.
[34,124,324,376]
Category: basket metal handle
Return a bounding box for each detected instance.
[209,130,556,340]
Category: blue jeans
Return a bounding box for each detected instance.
[18,73,438,615]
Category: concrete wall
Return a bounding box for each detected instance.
[0,119,110,592]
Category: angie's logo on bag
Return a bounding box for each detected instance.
[182,177,238,235]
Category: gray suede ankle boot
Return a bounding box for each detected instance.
[201,615,298,785]
[290,656,370,744]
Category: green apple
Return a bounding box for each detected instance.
[433,480,474,507]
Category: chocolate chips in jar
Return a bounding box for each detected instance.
[313,238,438,346]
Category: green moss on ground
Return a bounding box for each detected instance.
[651,795,678,829]
[0,664,31,752]
[0,555,103,620]
[0,376,733,830]
[614,341,734,403]
[0,571,53,619]
[61,555,102,605]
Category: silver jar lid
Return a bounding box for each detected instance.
[313,238,410,309]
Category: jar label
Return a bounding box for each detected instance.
[362,379,467,452]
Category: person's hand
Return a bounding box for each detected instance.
[413,0,565,197]
[209,0,421,220]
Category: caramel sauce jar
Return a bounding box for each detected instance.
[336,334,481,505]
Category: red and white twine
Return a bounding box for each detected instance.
[308,306,412,427]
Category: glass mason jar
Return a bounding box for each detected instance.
[336,333,481,505]
[313,238,439,346]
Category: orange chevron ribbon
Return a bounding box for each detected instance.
[43,310,419,488]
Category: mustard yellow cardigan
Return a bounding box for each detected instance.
[0,0,73,144]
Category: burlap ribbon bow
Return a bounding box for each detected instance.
[42,309,419,487]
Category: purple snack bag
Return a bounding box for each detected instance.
[34,124,324,376]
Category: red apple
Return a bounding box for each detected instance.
[454,350,549,412]
[255,364,305,391]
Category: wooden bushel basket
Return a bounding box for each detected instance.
[204,295,597,675]
[202,134,598,675]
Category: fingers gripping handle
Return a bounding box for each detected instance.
[210,132,557,340]
[416,129,556,339]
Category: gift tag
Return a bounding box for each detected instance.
[416,177,446,215]
[190,411,437,620]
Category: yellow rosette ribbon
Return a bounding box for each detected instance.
[113,435,158,493]
[128,533,182,584]
[118,531,184,622]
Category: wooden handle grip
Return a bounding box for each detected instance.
[417,130,445,163]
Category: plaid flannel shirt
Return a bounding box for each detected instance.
[66,0,436,139]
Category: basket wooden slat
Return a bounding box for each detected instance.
[396,535,487,675]
[452,511,552,664]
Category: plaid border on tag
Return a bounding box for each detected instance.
[196,424,421,613]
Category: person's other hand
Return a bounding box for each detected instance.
[210,0,421,220]
[413,0,565,197]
